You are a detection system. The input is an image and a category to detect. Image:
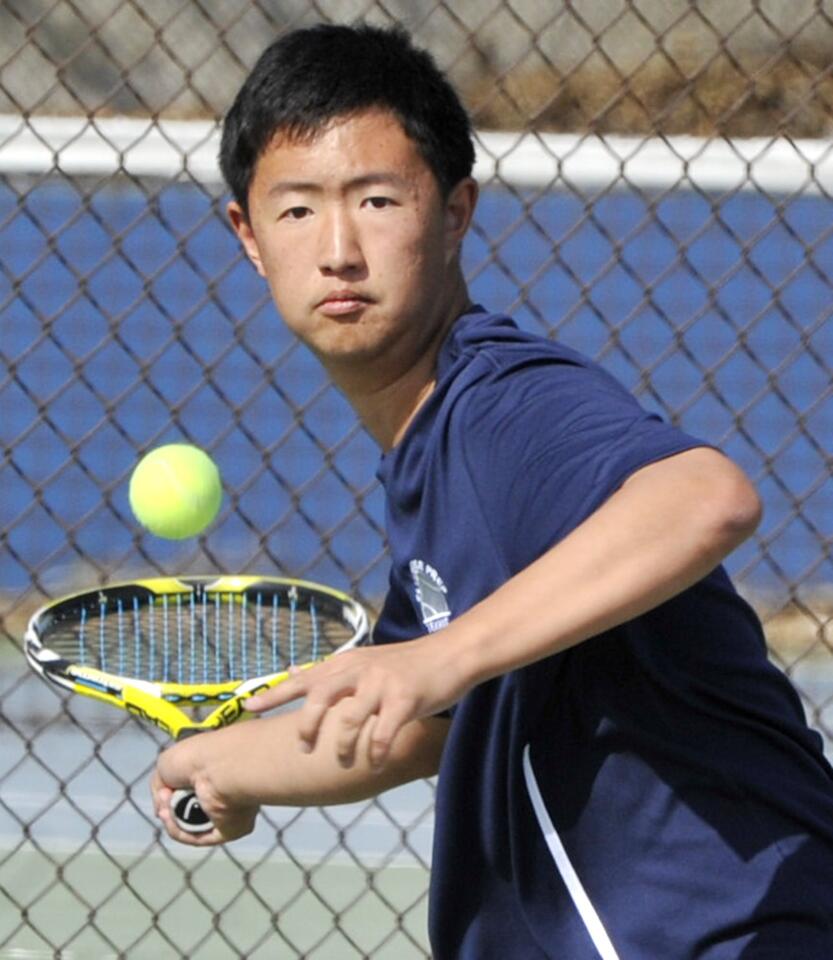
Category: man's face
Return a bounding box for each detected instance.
[229,109,475,383]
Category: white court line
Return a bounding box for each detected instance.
[1,952,117,960]
[1,114,832,195]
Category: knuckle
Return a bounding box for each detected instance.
[370,732,390,752]
[339,710,363,731]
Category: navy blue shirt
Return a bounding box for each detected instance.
[375,307,833,959]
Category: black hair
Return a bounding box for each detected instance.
[220,23,475,213]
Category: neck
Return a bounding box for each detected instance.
[327,280,472,450]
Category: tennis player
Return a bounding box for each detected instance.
[151,23,833,958]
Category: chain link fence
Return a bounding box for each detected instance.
[1,1,832,957]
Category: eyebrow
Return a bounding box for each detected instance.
[267,172,410,198]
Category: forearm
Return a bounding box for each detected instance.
[445,446,761,687]
[157,707,448,810]
[239,448,761,773]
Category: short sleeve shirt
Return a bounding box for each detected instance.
[374,307,833,959]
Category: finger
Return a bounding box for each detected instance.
[153,782,174,819]
[367,697,417,769]
[333,696,379,768]
[157,789,251,847]
[150,767,176,817]
[164,815,224,846]
[294,696,333,753]
[245,674,308,713]
[291,667,364,750]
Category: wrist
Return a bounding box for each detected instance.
[433,616,497,698]
[158,732,206,790]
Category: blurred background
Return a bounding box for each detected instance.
[1,1,831,957]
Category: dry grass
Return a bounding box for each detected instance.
[465,51,833,138]
[756,592,833,663]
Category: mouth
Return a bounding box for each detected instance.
[315,291,373,317]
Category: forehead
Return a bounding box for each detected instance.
[255,109,436,187]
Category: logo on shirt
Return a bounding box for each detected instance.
[408,560,451,632]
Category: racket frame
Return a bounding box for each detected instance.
[24,575,371,741]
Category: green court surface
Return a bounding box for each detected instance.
[1,643,434,959]
[1,842,429,959]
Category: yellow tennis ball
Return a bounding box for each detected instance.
[129,444,222,540]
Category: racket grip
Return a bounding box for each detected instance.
[170,788,213,834]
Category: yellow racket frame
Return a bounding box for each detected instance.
[25,575,369,740]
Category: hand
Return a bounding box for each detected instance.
[245,636,465,770]
[151,747,259,846]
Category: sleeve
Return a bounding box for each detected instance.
[460,357,707,574]
[372,568,420,645]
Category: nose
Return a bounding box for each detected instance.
[318,207,364,275]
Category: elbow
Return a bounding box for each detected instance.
[735,482,763,539]
[710,462,762,550]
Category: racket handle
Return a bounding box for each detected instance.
[170,788,213,833]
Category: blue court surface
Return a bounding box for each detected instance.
[1,179,831,598]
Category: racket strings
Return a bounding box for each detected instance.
[46,589,351,684]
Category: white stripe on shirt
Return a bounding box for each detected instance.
[522,743,622,960]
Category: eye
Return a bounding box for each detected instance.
[363,196,395,210]
[281,206,311,221]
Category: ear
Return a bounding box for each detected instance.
[227,201,266,277]
[443,177,478,262]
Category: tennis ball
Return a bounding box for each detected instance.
[129,444,222,540]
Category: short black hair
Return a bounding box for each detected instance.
[220,23,475,214]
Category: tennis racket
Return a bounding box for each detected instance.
[24,575,371,833]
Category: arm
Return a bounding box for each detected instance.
[152,706,448,845]
[249,446,761,764]
[451,445,761,683]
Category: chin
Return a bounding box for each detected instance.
[311,321,395,356]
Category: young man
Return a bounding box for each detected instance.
[151,23,833,959]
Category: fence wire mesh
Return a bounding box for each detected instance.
[1,1,832,957]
